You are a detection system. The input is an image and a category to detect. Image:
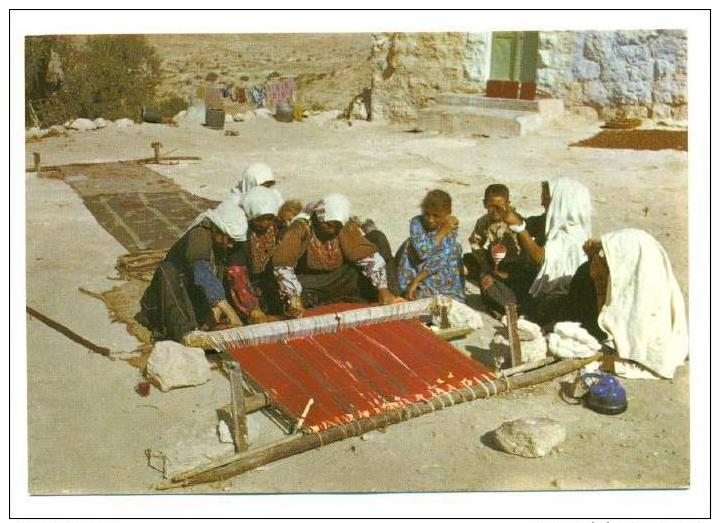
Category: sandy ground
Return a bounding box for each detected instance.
[25,113,689,494]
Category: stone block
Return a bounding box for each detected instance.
[572,59,600,81]
[145,341,212,392]
[490,417,566,458]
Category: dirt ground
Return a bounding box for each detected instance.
[24,112,689,494]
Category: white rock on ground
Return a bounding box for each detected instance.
[217,419,233,444]
[491,417,566,458]
[185,103,206,124]
[114,117,135,128]
[216,414,263,446]
[172,110,188,124]
[145,341,212,392]
[67,118,97,131]
[254,108,273,119]
[26,127,44,140]
[147,422,235,479]
[93,117,108,129]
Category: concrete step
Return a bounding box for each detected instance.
[435,93,564,117]
[416,105,548,137]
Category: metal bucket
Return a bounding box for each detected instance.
[141,107,163,123]
[275,101,294,123]
[205,108,225,130]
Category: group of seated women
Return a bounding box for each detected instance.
[137,162,688,379]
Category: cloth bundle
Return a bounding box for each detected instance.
[429,298,484,330]
[547,321,601,359]
[491,316,547,363]
[249,86,266,107]
[265,78,296,109]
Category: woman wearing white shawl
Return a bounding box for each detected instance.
[138,199,247,341]
[569,229,687,378]
[227,187,287,319]
[499,178,592,318]
[229,162,282,205]
[272,193,399,317]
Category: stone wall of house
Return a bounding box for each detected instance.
[536,30,687,120]
[370,32,469,121]
[370,30,687,122]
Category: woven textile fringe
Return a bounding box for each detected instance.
[185,297,443,351]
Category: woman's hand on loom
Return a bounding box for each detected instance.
[212,300,244,328]
[286,295,305,318]
[378,287,403,305]
[405,280,420,301]
[249,308,269,324]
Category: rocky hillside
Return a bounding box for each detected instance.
[147,33,373,112]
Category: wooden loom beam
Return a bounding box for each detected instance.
[162,354,600,488]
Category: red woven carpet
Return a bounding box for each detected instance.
[227,304,493,432]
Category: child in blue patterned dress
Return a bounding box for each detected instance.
[396,189,465,303]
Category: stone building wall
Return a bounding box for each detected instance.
[536,30,687,120]
[370,30,687,122]
[370,32,469,121]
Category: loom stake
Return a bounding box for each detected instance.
[294,398,315,434]
[505,303,523,368]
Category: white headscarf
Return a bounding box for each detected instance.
[230,162,276,203]
[243,186,284,220]
[529,177,592,297]
[293,194,352,225]
[186,198,248,241]
[597,229,688,378]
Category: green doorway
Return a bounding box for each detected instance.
[489,31,539,83]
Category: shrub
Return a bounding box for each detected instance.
[205,71,219,82]
[156,95,188,118]
[25,35,161,125]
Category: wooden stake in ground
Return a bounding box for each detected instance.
[505,303,523,367]
[151,141,163,164]
[33,152,42,176]
[225,360,249,453]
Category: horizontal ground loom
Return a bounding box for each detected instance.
[161,298,600,488]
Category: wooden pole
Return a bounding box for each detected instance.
[33,152,42,176]
[165,354,600,488]
[226,360,249,453]
[505,303,523,367]
[26,306,115,360]
[151,141,162,164]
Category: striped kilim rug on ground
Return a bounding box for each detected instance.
[226,303,493,433]
[58,163,217,252]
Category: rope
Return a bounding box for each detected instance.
[501,370,511,392]
[475,377,490,398]
[482,374,498,396]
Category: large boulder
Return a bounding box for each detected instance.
[145,341,212,392]
[490,417,566,458]
[114,117,135,128]
[66,118,96,131]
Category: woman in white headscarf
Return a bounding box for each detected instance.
[225,187,287,321]
[499,177,592,321]
[563,229,687,378]
[138,198,247,342]
[272,193,400,318]
[229,162,281,205]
